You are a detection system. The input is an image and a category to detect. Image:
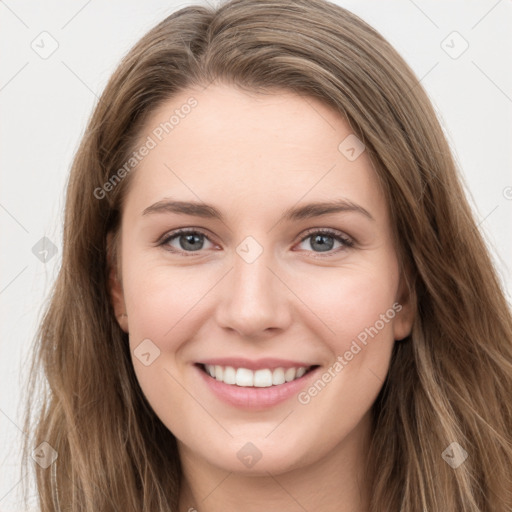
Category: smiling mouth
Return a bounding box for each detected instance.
[196,363,320,388]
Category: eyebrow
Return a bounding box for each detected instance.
[142,198,375,222]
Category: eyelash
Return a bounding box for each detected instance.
[157,227,355,258]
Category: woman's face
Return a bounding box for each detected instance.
[109,83,414,475]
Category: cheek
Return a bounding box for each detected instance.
[292,270,399,444]
[122,253,207,339]
[293,263,400,353]
[123,247,401,360]
[122,265,203,423]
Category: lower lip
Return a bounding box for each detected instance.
[195,364,320,410]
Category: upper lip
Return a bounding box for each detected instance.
[196,358,318,371]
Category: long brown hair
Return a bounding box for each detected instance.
[22,0,512,510]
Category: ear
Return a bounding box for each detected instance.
[106,231,129,333]
[392,269,416,341]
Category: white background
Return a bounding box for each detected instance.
[1,0,511,509]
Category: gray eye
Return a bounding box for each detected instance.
[298,233,343,253]
[164,231,214,252]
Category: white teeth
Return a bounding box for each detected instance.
[272,367,285,385]
[296,367,306,378]
[235,368,253,386]
[253,369,273,387]
[284,368,297,382]
[223,366,236,385]
[203,364,311,387]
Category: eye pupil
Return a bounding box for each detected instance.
[180,233,203,251]
[311,234,334,252]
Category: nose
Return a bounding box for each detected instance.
[214,245,292,339]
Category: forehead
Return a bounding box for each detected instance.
[124,83,385,222]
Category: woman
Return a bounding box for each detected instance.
[22,0,512,510]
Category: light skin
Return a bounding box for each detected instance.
[108,83,414,512]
